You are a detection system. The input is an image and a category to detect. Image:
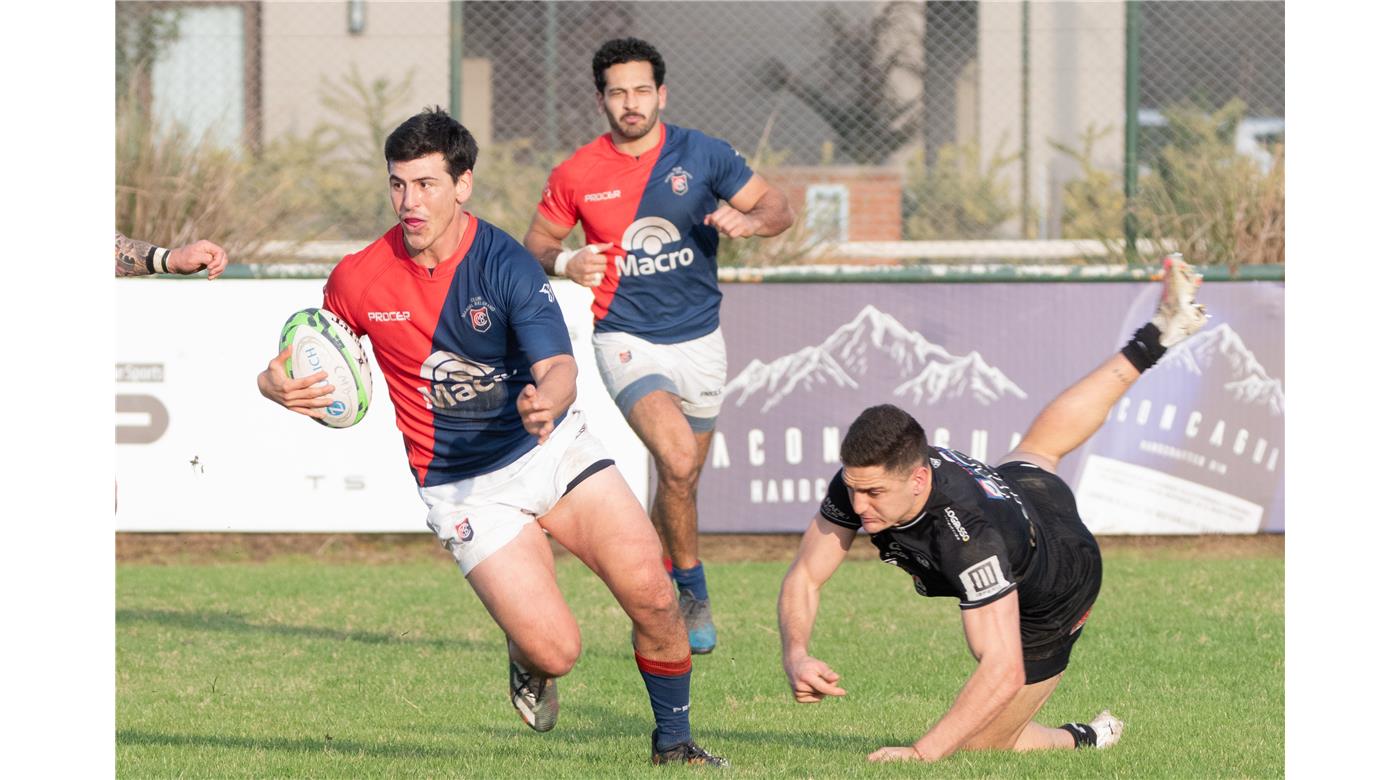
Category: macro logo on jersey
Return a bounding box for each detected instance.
[959,556,1011,600]
[617,217,693,277]
[416,350,513,417]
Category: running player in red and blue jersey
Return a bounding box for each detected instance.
[525,38,794,657]
[257,108,726,766]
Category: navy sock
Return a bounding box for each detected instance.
[1059,722,1098,749]
[671,562,708,601]
[636,653,692,750]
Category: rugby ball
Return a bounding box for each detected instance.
[278,308,372,428]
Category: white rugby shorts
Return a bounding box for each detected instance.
[418,409,613,576]
[592,327,727,431]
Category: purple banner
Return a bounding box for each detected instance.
[701,282,1285,534]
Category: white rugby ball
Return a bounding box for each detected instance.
[278,308,372,428]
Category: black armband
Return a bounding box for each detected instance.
[1120,322,1167,373]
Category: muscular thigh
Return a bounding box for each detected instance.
[627,391,701,475]
[465,522,578,649]
[539,465,671,594]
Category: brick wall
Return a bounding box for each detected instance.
[762,166,905,264]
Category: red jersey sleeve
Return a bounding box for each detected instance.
[322,257,366,336]
[535,163,578,230]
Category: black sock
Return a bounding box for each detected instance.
[1120,322,1167,373]
[1059,722,1098,749]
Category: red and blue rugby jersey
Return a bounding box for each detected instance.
[537,124,754,344]
[323,214,572,487]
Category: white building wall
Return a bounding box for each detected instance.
[260,2,450,141]
[978,1,1125,238]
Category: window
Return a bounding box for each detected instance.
[805,184,849,243]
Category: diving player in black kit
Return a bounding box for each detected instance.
[777,255,1208,763]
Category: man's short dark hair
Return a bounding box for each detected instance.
[840,405,928,474]
[383,107,478,180]
[592,37,666,93]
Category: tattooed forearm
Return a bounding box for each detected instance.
[116,232,158,277]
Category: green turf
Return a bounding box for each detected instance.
[117,548,1282,778]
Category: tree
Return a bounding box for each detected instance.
[762,3,920,165]
[116,2,182,107]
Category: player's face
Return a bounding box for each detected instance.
[842,463,930,533]
[598,60,666,141]
[388,153,473,258]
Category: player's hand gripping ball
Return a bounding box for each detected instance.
[278,309,373,428]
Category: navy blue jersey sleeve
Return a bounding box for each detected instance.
[935,502,1020,610]
[493,238,573,366]
[698,133,755,201]
[818,469,861,530]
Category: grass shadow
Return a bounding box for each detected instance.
[116,608,482,650]
[117,729,459,760]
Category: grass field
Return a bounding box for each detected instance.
[116,537,1282,778]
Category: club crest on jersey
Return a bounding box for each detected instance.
[668,166,690,195]
[468,306,491,333]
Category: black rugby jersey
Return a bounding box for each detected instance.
[820,446,1099,655]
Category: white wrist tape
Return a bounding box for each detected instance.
[553,244,604,277]
[553,246,580,277]
[153,247,171,274]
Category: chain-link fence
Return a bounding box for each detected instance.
[116,1,1283,265]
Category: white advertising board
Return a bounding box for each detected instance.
[115,279,650,532]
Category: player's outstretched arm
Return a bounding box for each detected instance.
[869,593,1026,763]
[705,175,794,239]
[116,232,160,277]
[116,232,229,278]
[255,345,333,419]
[779,515,856,703]
[1000,255,1207,472]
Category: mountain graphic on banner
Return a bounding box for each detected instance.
[1158,323,1285,415]
[893,350,1028,405]
[725,304,1026,412]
